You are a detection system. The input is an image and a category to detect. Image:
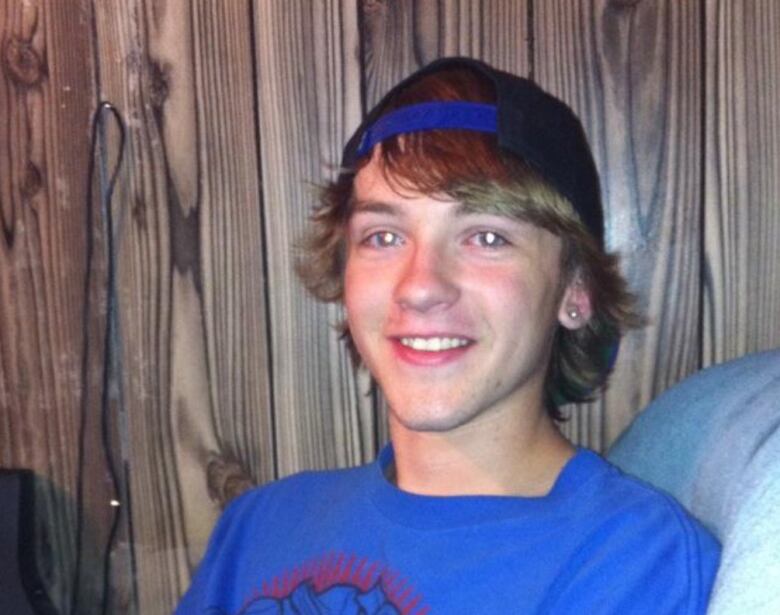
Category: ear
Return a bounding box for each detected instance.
[558,273,593,330]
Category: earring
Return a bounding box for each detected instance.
[567,307,580,320]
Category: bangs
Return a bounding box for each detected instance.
[374,128,513,195]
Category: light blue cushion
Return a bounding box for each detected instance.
[607,348,780,614]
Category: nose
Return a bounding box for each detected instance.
[394,244,460,313]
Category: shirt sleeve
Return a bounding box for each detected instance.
[538,494,721,614]
[174,491,255,615]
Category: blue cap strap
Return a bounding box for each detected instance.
[356,101,498,158]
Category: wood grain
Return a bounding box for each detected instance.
[254,0,374,476]
[0,0,116,612]
[534,0,703,448]
[361,0,530,107]
[92,0,274,611]
[703,0,780,364]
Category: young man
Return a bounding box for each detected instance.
[177,57,719,614]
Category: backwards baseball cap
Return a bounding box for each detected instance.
[341,57,605,247]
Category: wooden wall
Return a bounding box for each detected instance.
[1,1,778,613]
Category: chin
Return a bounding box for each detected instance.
[388,399,478,434]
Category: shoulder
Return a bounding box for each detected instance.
[223,462,374,523]
[174,463,376,614]
[212,460,380,543]
[572,449,715,530]
[576,450,720,566]
[544,450,720,614]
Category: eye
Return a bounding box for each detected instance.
[470,230,509,248]
[362,230,403,248]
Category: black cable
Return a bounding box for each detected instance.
[97,101,126,615]
[72,101,126,615]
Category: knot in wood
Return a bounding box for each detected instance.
[21,161,43,200]
[3,37,46,87]
[146,58,170,110]
[207,454,254,508]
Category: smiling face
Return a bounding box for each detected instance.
[344,157,585,436]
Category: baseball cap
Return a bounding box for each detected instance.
[341,57,605,247]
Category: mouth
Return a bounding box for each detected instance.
[398,336,472,352]
[390,335,474,366]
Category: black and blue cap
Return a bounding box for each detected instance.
[341,57,605,248]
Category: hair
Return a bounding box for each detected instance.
[296,67,642,420]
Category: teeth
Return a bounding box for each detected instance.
[399,337,470,352]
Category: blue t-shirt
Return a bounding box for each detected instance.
[176,447,720,614]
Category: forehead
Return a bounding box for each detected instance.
[351,155,538,224]
[352,155,410,203]
[350,156,452,216]
[351,161,487,226]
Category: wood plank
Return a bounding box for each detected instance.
[361,0,530,107]
[534,0,703,448]
[0,0,117,612]
[359,0,531,445]
[1,1,775,613]
[92,0,274,611]
[254,0,373,476]
[703,0,780,364]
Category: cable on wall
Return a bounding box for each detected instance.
[72,100,126,615]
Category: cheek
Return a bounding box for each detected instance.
[343,272,361,332]
[469,268,531,310]
[344,262,386,329]
[470,268,559,326]
[344,261,366,303]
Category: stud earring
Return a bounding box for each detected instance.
[567,307,580,320]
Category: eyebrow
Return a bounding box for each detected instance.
[350,198,483,218]
[350,199,402,216]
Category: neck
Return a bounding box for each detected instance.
[388,402,575,497]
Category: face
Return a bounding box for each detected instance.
[344,158,581,435]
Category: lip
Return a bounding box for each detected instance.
[389,335,474,367]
